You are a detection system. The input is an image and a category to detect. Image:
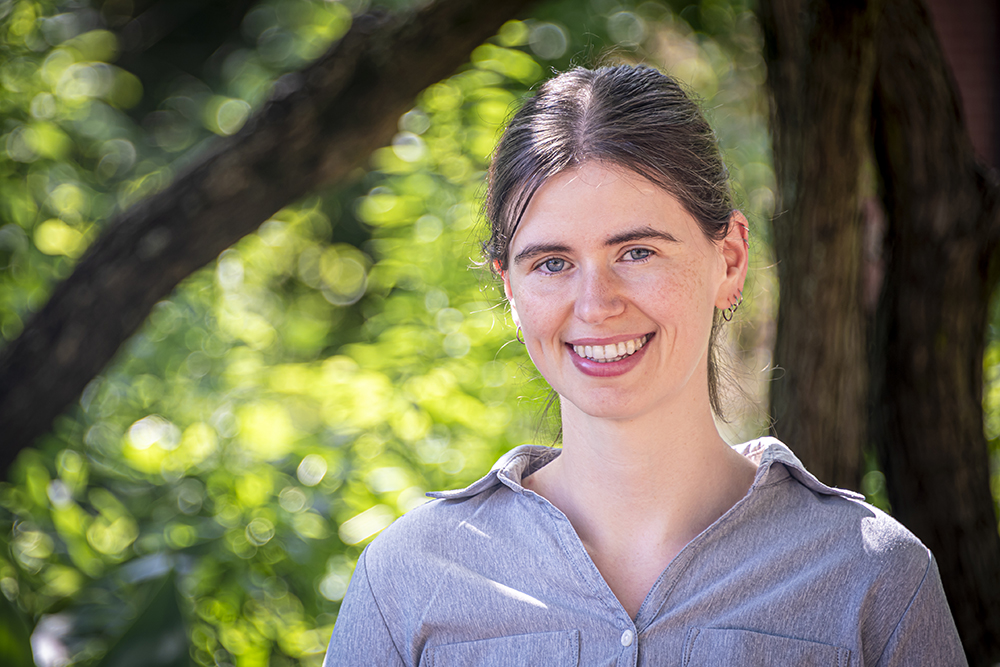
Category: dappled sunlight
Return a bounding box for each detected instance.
[337,505,395,546]
[0,1,791,665]
[488,579,549,609]
[458,520,490,540]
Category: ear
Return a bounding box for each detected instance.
[501,269,521,329]
[715,210,750,310]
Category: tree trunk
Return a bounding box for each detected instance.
[869,0,1000,662]
[759,0,879,490]
[0,0,533,477]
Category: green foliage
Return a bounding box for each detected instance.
[0,1,785,666]
[982,331,1000,521]
[0,0,140,341]
[0,590,34,667]
[95,573,188,667]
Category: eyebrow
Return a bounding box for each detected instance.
[511,226,680,266]
[512,243,571,266]
[605,226,681,246]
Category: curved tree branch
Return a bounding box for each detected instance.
[0,0,533,476]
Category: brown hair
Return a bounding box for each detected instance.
[484,64,737,417]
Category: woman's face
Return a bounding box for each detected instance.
[503,162,747,421]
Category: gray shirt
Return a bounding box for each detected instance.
[324,438,967,666]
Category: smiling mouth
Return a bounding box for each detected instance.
[571,335,650,363]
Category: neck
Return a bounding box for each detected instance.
[564,390,724,489]
[522,390,757,619]
[526,390,758,562]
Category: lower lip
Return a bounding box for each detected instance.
[567,336,652,377]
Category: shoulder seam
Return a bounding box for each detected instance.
[872,547,932,666]
[361,548,409,664]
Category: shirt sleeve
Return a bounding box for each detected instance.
[323,548,406,667]
[876,556,967,667]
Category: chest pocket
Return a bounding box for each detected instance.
[421,629,580,667]
[683,628,852,667]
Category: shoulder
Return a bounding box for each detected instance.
[360,445,558,604]
[365,485,500,566]
[750,438,931,595]
[360,477,526,600]
[803,489,931,581]
[364,444,559,567]
[737,439,933,624]
[765,487,963,664]
[706,439,949,660]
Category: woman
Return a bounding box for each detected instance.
[324,65,966,665]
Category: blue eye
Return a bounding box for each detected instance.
[627,248,652,261]
[543,258,566,272]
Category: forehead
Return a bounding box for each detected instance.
[513,162,701,245]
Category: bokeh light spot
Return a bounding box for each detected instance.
[296,454,328,487]
[529,22,568,60]
[338,505,395,545]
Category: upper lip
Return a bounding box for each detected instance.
[565,332,654,346]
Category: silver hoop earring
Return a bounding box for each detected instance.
[723,290,744,322]
[516,326,524,344]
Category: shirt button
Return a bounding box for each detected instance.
[620,629,634,647]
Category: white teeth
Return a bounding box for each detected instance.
[572,335,648,363]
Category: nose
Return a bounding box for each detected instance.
[574,265,626,324]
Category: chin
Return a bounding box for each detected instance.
[561,393,649,422]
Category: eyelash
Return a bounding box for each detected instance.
[625,247,653,262]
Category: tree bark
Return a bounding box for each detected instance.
[760,0,879,490]
[0,0,533,477]
[870,0,1000,661]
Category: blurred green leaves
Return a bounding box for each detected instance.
[95,573,188,667]
[0,591,33,667]
[0,1,784,666]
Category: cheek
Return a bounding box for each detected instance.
[630,268,717,343]
[633,262,710,309]
[521,304,563,338]
[513,294,564,369]
[510,284,564,333]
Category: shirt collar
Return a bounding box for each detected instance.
[735,437,864,500]
[427,437,863,502]
[426,445,557,500]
